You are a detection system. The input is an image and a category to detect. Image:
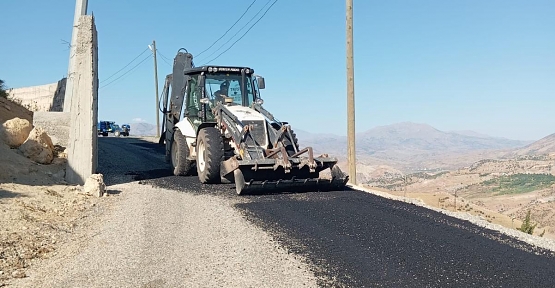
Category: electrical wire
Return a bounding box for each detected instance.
[204,0,279,65]
[100,47,149,83]
[157,50,173,67]
[196,0,273,63]
[196,0,258,58]
[100,53,151,90]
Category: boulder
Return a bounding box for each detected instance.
[84,174,106,197]
[19,127,55,164]
[0,117,32,147]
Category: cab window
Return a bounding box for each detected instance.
[204,73,254,106]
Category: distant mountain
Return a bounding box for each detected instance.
[295,122,533,172]
[130,122,157,136]
[358,122,530,153]
[297,122,530,155]
[507,133,555,156]
[449,130,494,139]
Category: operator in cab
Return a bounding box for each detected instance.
[213,81,229,104]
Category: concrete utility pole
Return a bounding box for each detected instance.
[346,0,357,185]
[149,40,161,138]
[64,0,89,112]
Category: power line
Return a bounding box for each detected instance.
[196,0,274,64]
[100,47,149,83]
[100,53,151,90]
[196,0,258,58]
[204,0,279,64]
[157,50,173,67]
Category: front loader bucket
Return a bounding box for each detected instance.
[232,164,349,195]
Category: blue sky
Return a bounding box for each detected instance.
[1,0,554,140]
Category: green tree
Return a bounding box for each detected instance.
[517,210,537,235]
[0,79,8,98]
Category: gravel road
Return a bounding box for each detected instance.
[11,137,555,287]
[11,137,318,287]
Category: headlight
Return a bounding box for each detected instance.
[245,68,250,74]
[255,98,264,105]
[208,67,213,72]
[213,67,218,72]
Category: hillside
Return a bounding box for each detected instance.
[366,154,555,239]
[507,133,555,157]
[0,96,33,124]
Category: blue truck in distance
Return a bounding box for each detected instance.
[98,121,130,137]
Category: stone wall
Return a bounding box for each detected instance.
[7,78,66,112]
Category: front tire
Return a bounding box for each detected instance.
[196,127,224,183]
[172,129,194,176]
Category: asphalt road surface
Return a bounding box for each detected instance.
[27,137,555,287]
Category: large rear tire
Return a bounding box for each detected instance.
[196,127,224,183]
[172,129,194,176]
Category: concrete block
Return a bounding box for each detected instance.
[66,15,98,185]
[33,111,70,148]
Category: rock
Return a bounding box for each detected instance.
[52,169,66,181]
[19,126,55,164]
[11,269,26,278]
[52,157,67,165]
[84,174,106,197]
[0,117,32,147]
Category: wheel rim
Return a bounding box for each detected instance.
[197,139,206,172]
[171,141,178,168]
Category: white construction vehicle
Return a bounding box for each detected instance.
[159,49,348,194]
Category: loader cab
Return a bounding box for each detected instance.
[182,66,262,127]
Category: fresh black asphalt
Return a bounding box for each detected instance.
[100,137,555,287]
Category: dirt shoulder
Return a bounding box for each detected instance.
[0,97,115,283]
[0,180,118,283]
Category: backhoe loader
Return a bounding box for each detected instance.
[160,49,348,194]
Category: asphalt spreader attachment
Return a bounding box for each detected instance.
[230,160,349,195]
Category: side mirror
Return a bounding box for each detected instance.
[257,77,266,90]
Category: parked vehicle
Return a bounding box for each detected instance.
[121,124,130,136]
[98,121,129,137]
